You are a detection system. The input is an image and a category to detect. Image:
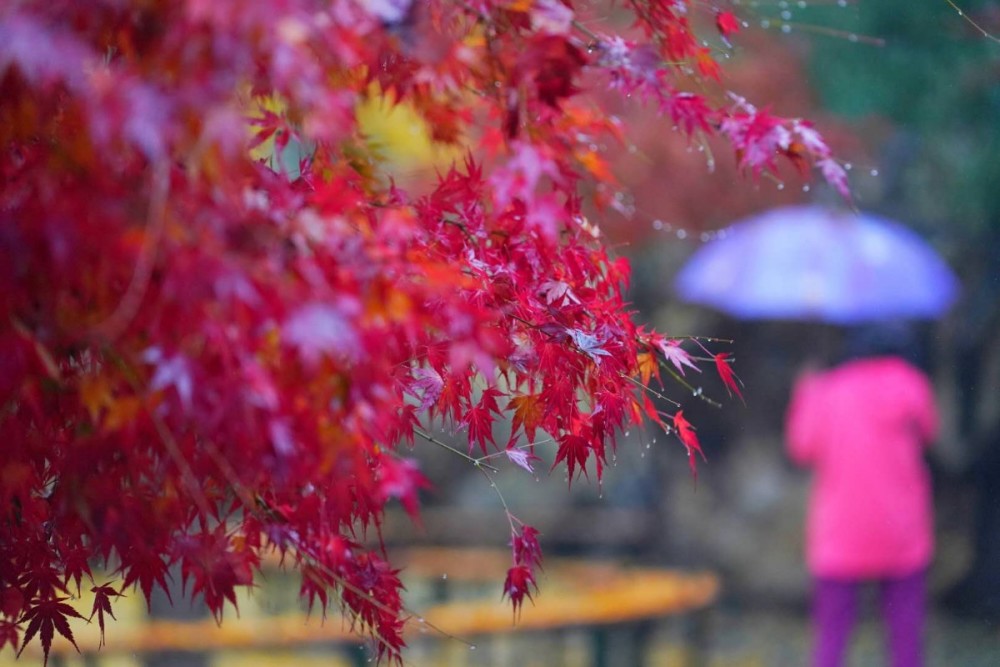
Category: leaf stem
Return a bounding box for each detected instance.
[621,373,681,407]
[943,0,1000,43]
[415,428,499,472]
[657,361,723,409]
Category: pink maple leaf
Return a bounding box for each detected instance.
[505,445,541,474]
[657,339,700,376]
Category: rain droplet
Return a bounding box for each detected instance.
[837,0,847,6]
[470,645,477,651]
[777,182,785,190]
[781,23,792,33]
[760,19,771,28]
[652,219,664,231]
[781,10,792,20]
[798,1,807,7]
[870,168,879,176]
[802,184,811,192]
[677,229,688,239]
[844,162,853,171]
[442,573,448,580]
[848,33,859,42]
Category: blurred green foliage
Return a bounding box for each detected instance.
[801,0,1000,235]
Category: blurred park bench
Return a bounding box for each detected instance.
[21,545,716,667]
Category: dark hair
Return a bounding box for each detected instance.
[842,321,919,362]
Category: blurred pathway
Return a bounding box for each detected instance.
[645,606,1000,667]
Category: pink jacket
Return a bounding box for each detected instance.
[785,356,938,579]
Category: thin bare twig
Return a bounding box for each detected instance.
[415,428,499,472]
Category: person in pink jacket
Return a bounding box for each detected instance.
[785,331,938,667]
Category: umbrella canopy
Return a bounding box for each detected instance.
[673,205,959,323]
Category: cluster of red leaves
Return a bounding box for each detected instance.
[1,1,829,663]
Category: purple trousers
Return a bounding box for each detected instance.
[812,569,926,667]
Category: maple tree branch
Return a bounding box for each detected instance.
[476,465,517,535]
[201,439,258,511]
[415,428,499,472]
[90,159,170,343]
[572,19,600,43]
[476,436,555,463]
[943,0,1000,43]
[292,536,480,655]
[291,544,415,655]
[621,373,681,407]
[663,335,735,344]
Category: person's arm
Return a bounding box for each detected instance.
[785,372,822,466]
[909,366,939,448]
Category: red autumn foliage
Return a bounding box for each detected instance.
[714,352,745,403]
[0,0,848,662]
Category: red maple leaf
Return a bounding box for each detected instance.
[464,388,502,455]
[716,11,742,38]
[376,456,430,521]
[89,585,122,648]
[508,394,545,443]
[714,352,745,403]
[673,410,706,478]
[552,434,591,485]
[512,525,543,570]
[502,564,537,619]
[523,35,587,107]
[17,597,85,665]
[0,620,19,653]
